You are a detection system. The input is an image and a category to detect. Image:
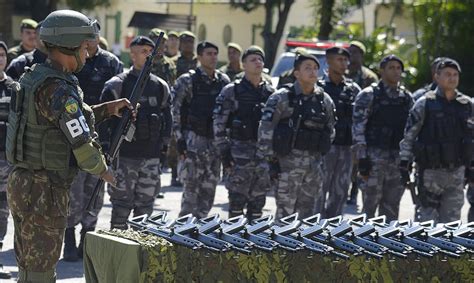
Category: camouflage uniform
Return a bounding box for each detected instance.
[102,67,172,229]
[277,68,296,89]
[213,77,274,220]
[400,89,473,223]
[7,62,109,278]
[315,75,361,218]
[174,54,197,77]
[257,81,336,219]
[7,44,32,65]
[0,74,14,244]
[173,67,230,218]
[218,63,243,82]
[352,81,413,221]
[411,82,437,102]
[151,55,177,87]
[347,66,378,89]
[6,49,47,81]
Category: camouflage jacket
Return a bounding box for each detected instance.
[6,49,47,81]
[352,81,413,159]
[151,55,177,87]
[347,66,378,89]
[257,80,336,158]
[213,76,275,159]
[411,82,437,102]
[173,54,198,77]
[7,43,32,64]
[399,88,474,161]
[218,63,243,82]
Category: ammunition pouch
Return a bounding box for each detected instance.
[187,114,213,138]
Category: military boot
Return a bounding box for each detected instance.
[0,242,12,279]
[77,227,95,259]
[62,227,79,262]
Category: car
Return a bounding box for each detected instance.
[270,39,349,87]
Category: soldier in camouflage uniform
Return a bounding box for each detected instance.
[5,10,133,282]
[219,42,243,81]
[258,53,336,219]
[213,46,274,220]
[173,41,230,218]
[0,41,14,279]
[149,29,177,86]
[346,41,379,206]
[174,31,198,77]
[101,36,172,229]
[314,47,361,218]
[352,55,413,221]
[7,19,38,64]
[400,59,472,223]
[6,22,47,81]
[63,33,123,261]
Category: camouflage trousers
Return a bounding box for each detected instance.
[276,149,323,219]
[108,157,160,229]
[225,158,270,220]
[360,149,404,221]
[7,167,75,274]
[0,154,11,241]
[179,151,220,218]
[315,145,353,218]
[416,166,465,223]
[67,171,103,229]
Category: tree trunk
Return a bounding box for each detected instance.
[0,0,14,46]
[318,0,335,40]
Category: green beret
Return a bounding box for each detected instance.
[149,28,168,40]
[227,42,242,53]
[179,31,196,39]
[349,41,366,54]
[168,31,179,38]
[21,18,38,30]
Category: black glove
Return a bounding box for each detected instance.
[221,148,233,170]
[399,160,411,186]
[358,158,371,177]
[177,139,187,155]
[268,158,281,180]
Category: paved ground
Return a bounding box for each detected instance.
[0,170,470,282]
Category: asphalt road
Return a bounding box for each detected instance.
[1,170,470,282]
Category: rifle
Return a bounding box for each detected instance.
[86,32,165,213]
[406,181,420,206]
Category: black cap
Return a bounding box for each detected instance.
[294,53,320,69]
[197,41,218,54]
[379,54,404,71]
[130,36,155,48]
[437,58,461,73]
[242,45,265,61]
[0,41,7,54]
[326,46,350,58]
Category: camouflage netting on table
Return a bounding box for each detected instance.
[92,212,474,282]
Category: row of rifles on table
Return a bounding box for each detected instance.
[127,212,474,260]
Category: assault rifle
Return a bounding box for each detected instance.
[86,32,165,213]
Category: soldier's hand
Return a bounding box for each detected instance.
[106,98,139,121]
[100,167,117,188]
[357,158,371,181]
[399,160,411,186]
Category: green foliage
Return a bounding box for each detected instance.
[66,0,110,10]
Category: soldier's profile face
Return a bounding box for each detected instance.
[0,48,6,71]
[130,45,153,69]
[243,54,264,75]
[198,48,218,69]
[435,67,459,91]
[294,60,319,85]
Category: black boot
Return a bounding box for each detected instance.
[0,242,11,279]
[77,227,95,259]
[62,227,79,262]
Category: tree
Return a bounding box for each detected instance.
[318,0,335,40]
[231,0,295,69]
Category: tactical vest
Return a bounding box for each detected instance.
[415,92,472,169]
[116,71,164,158]
[187,69,226,138]
[318,79,357,146]
[76,51,118,105]
[230,79,272,141]
[6,64,81,170]
[365,82,411,150]
[273,86,331,156]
